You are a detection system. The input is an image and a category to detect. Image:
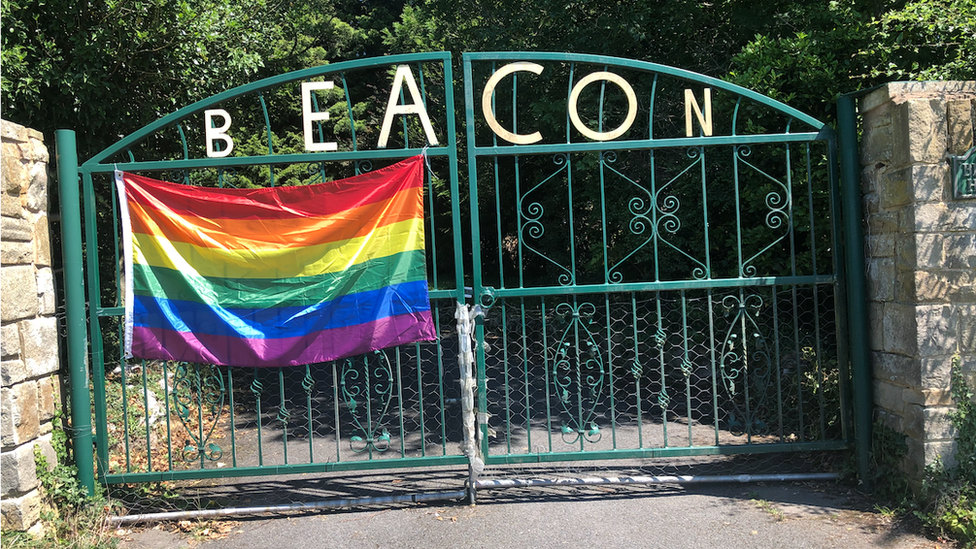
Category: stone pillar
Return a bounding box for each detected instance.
[1,120,61,533]
[859,82,976,478]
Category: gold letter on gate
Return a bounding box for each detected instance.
[684,88,713,137]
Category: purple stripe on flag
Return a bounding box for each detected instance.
[130,311,436,367]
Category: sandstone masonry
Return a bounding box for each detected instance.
[1,120,61,533]
[859,82,976,478]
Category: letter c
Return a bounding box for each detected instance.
[481,62,544,145]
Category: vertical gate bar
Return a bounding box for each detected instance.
[253,372,264,466]
[163,361,173,470]
[707,289,720,446]
[521,299,532,454]
[416,342,426,457]
[122,358,131,471]
[573,296,583,452]
[699,148,711,277]
[541,298,553,452]
[733,145,744,276]
[502,302,511,454]
[305,365,314,462]
[656,294,668,447]
[257,92,275,186]
[341,73,357,153]
[436,310,448,456]
[426,138,440,289]
[56,130,95,494]
[364,355,373,461]
[332,361,341,462]
[279,368,289,464]
[681,291,692,445]
[82,168,110,479]
[772,288,785,441]
[228,366,237,468]
[142,361,152,471]
[632,293,644,448]
[807,146,829,440]
[791,284,805,441]
[605,296,618,449]
[396,349,406,457]
[197,367,205,468]
[838,94,872,487]
[739,288,753,444]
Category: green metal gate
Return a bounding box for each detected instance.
[56,51,861,502]
[462,53,851,473]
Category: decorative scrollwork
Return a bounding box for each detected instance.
[735,144,793,278]
[340,350,395,453]
[603,150,656,284]
[718,294,773,436]
[216,167,239,189]
[551,302,605,444]
[172,363,225,462]
[651,147,710,280]
[355,160,374,175]
[517,154,575,286]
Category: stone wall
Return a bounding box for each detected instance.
[1,120,61,533]
[859,82,976,477]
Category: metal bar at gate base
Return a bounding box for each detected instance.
[55,130,96,495]
[106,490,468,525]
[837,93,873,491]
[475,473,840,490]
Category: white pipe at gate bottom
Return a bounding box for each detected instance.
[474,472,840,489]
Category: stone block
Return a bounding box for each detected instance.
[946,272,976,302]
[954,304,976,352]
[894,232,916,267]
[878,167,913,209]
[1,381,39,447]
[866,234,895,257]
[33,215,51,266]
[1,265,38,322]
[916,304,955,358]
[914,271,951,302]
[867,211,898,234]
[911,164,949,204]
[36,376,58,422]
[36,268,55,316]
[1,324,20,359]
[866,258,895,301]
[892,99,947,166]
[0,488,41,531]
[884,303,917,356]
[895,267,916,303]
[20,318,59,377]
[1,444,39,497]
[916,233,944,269]
[1,216,32,241]
[29,137,48,164]
[1,360,28,386]
[902,388,953,406]
[920,357,953,390]
[924,440,959,470]
[0,120,27,142]
[34,433,56,471]
[1,189,20,217]
[860,111,893,166]
[874,379,908,415]
[943,234,976,269]
[872,351,916,386]
[947,99,974,155]
[1,240,32,264]
[915,203,976,233]
[869,303,884,352]
[922,406,957,441]
[25,164,47,213]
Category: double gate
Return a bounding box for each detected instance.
[57,52,858,499]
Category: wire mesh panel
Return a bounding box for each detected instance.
[463,53,849,469]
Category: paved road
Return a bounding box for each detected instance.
[119,473,947,549]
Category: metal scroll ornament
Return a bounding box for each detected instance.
[340,350,394,453]
[172,362,225,462]
[718,295,773,435]
[552,302,606,444]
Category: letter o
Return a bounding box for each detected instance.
[568,72,637,141]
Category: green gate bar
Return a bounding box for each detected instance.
[55,129,96,495]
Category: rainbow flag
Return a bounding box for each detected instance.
[116,156,436,367]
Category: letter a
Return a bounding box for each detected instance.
[378,66,439,148]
